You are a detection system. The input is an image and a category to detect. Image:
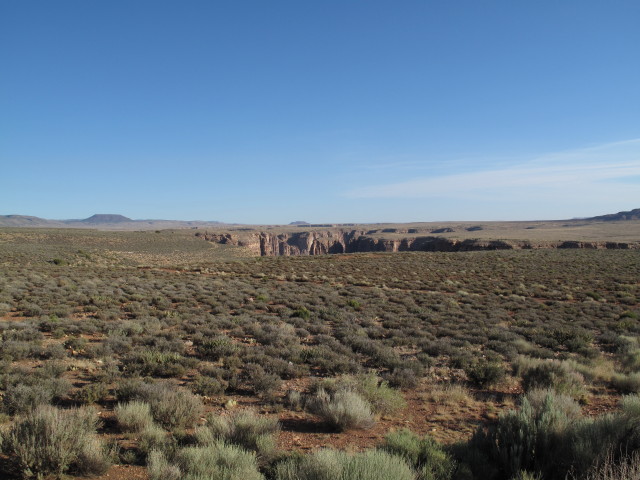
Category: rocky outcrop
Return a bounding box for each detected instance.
[196,230,638,257]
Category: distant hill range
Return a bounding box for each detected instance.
[0,208,638,230]
[0,214,225,230]
[588,208,640,221]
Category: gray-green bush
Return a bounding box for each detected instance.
[468,391,640,480]
[115,400,154,432]
[518,359,585,398]
[2,405,110,478]
[275,448,415,480]
[119,382,204,429]
[383,428,456,480]
[148,442,263,480]
[305,388,375,431]
[196,410,280,461]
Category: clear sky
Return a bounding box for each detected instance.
[2,1,639,224]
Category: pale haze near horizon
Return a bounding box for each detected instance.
[1,1,639,224]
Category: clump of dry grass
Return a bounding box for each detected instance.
[424,382,472,406]
[573,451,640,480]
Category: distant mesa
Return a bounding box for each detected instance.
[80,214,132,224]
[465,226,484,232]
[589,208,640,221]
[289,221,310,226]
[431,227,455,234]
[0,213,223,230]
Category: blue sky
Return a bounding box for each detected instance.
[1,1,639,224]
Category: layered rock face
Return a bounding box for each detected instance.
[196,230,636,257]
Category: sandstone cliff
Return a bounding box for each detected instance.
[196,230,637,257]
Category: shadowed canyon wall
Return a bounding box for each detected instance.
[196,230,636,257]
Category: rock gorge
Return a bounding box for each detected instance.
[196,230,637,257]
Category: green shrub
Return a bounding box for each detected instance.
[63,336,88,352]
[524,388,582,420]
[196,335,237,360]
[0,302,12,316]
[121,382,204,430]
[275,449,346,480]
[385,368,419,389]
[382,429,455,480]
[347,299,362,311]
[148,442,263,480]
[115,400,154,432]
[468,390,640,480]
[3,384,54,415]
[139,423,172,457]
[314,374,406,416]
[520,359,585,398]
[123,349,190,377]
[244,363,282,400]
[3,405,110,478]
[73,381,110,405]
[343,450,416,480]
[349,374,406,415]
[306,388,374,431]
[286,390,303,410]
[620,394,640,420]
[611,372,640,394]
[147,449,181,480]
[42,342,67,359]
[75,435,114,476]
[3,379,71,415]
[291,307,311,319]
[510,472,542,480]
[275,448,415,480]
[114,378,147,401]
[191,375,226,396]
[464,359,505,388]
[577,451,640,480]
[469,390,580,479]
[197,410,280,461]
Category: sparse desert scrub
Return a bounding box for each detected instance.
[243,363,283,400]
[148,442,263,480]
[611,372,640,393]
[305,387,375,431]
[2,405,111,478]
[196,409,280,461]
[382,429,456,480]
[576,451,640,480]
[463,357,506,388]
[1,231,639,478]
[196,334,238,360]
[139,422,173,457]
[2,377,71,415]
[115,400,154,432]
[310,374,406,416]
[275,448,415,480]
[423,381,472,406]
[117,381,204,430]
[191,374,226,396]
[466,391,640,480]
[515,356,586,398]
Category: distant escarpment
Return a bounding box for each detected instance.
[589,208,640,221]
[197,230,637,257]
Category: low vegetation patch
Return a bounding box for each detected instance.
[0,230,638,479]
[2,405,111,478]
